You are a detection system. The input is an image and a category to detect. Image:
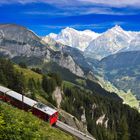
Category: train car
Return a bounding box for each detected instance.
[0,85,58,125]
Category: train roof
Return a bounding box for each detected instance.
[0,85,57,116]
[34,102,57,116]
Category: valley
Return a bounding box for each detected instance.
[0,24,140,140]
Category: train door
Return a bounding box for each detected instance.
[0,91,4,100]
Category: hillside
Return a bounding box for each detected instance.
[98,51,140,99]
[96,76,140,112]
[0,102,75,140]
[0,23,140,140]
[1,59,140,140]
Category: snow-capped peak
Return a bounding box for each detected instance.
[48,33,57,39]
[84,25,138,60]
[111,25,123,31]
[107,25,126,35]
[43,27,100,51]
[105,25,133,42]
[63,27,76,31]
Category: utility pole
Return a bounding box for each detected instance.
[21,87,24,109]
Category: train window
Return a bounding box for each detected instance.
[52,114,57,118]
[0,91,4,96]
[36,102,46,109]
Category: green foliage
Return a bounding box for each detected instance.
[1,58,140,140]
[43,62,121,101]
[42,75,56,94]
[61,85,140,140]
[117,115,129,140]
[12,56,43,66]
[42,62,80,83]
[31,68,42,74]
[11,72,26,94]
[28,78,37,99]
[48,72,62,87]
[0,103,75,140]
[98,51,140,99]
[42,75,57,106]
[0,59,26,94]
[0,69,7,85]
[18,62,27,69]
[76,79,86,86]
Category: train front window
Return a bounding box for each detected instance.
[52,113,57,118]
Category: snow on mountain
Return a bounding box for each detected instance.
[43,27,100,51]
[119,32,140,52]
[48,33,57,39]
[84,25,140,60]
[42,25,140,60]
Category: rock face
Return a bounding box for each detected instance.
[52,87,62,108]
[120,33,140,52]
[85,25,131,60]
[0,24,85,77]
[45,36,92,72]
[59,109,89,134]
[42,36,64,51]
[43,27,100,51]
[43,25,140,61]
[0,24,48,58]
[84,25,140,60]
[52,52,84,77]
[96,114,108,128]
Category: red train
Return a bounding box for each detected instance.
[0,85,58,125]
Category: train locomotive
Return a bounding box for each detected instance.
[0,85,58,125]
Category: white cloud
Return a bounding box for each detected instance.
[24,6,138,17]
[1,0,140,16]
[1,0,140,8]
[79,0,140,8]
[0,0,74,5]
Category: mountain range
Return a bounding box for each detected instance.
[1,24,140,101]
[0,24,90,77]
[44,25,140,101]
[97,51,140,99]
[43,27,100,51]
[0,23,140,140]
[45,25,140,60]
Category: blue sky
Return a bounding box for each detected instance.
[0,0,140,36]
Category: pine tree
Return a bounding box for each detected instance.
[10,72,26,94]
[42,75,56,94]
[118,115,129,140]
[0,70,7,86]
[28,78,36,99]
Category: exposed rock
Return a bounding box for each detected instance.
[0,24,86,78]
[91,103,97,120]
[96,114,109,128]
[59,109,90,135]
[104,119,109,128]
[96,114,105,126]
[52,52,84,77]
[52,87,62,108]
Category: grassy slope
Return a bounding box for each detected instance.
[15,65,140,112]
[0,102,75,140]
[1,65,76,139]
[14,65,42,82]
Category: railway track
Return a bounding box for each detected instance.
[0,85,96,140]
[56,120,96,140]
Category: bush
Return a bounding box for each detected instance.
[18,62,27,68]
